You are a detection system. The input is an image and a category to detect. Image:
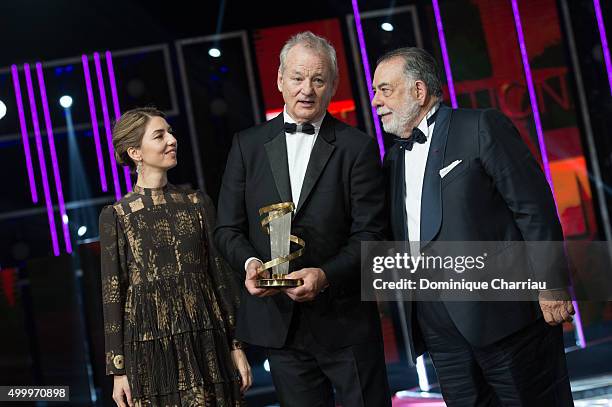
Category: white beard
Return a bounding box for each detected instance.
[380,99,421,137]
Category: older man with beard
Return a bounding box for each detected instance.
[372,47,574,406]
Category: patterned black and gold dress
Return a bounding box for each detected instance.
[99,183,243,407]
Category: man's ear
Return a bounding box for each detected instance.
[127,146,141,163]
[414,80,429,106]
[277,68,283,93]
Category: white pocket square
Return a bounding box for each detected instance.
[439,160,463,178]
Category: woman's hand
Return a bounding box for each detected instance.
[113,375,134,407]
[231,349,252,393]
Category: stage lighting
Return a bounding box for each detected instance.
[381,22,394,32]
[263,359,270,372]
[59,95,73,108]
[416,355,430,391]
[0,100,6,120]
[62,214,69,224]
[208,48,221,58]
[77,226,87,237]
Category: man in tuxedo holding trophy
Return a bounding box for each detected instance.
[214,31,391,406]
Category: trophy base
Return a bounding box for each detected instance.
[255,278,304,288]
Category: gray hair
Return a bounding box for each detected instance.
[377,47,443,98]
[279,31,338,79]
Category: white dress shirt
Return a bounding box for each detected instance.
[404,104,439,256]
[244,107,324,271]
[284,107,323,207]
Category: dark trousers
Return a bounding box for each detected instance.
[267,306,391,407]
[416,301,573,407]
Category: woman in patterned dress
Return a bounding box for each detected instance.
[99,107,250,407]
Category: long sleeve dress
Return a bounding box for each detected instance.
[99,183,243,407]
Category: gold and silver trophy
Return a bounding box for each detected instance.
[255,202,305,288]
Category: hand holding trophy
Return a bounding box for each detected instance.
[255,202,305,288]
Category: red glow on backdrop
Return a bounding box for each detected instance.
[1,268,17,307]
[440,0,597,240]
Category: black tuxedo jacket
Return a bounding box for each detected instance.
[384,105,569,362]
[214,112,387,349]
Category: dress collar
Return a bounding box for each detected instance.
[133,183,170,196]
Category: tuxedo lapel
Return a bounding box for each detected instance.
[420,105,452,248]
[386,145,408,241]
[264,114,292,204]
[295,113,336,214]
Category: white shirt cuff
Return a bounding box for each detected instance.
[244,257,262,271]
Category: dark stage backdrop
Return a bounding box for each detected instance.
[0,2,611,403]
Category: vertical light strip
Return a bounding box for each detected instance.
[511,0,585,348]
[11,65,38,203]
[94,52,122,201]
[432,0,458,108]
[82,55,108,192]
[351,0,385,160]
[510,0,553,189]
[571,284,587,349]
[559,0,612,243]
[36,63,73,254]
[105,50,132,192]
[593,0,612,95]
[24,63,60,256]
[415,355,430,391]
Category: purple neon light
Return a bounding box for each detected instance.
[82,55,108,192]
[36,63,73,254]
[432,0,458,108]
[122,163,132,192]
[594,0,612,95]
[351,0,385,160]
[105,50,132,192]
[511,0,585,349]
[511,0,552,188]
[11,65,38,203]
[94,52,122,201]
[24,63,60,256]
[572,293,586,348]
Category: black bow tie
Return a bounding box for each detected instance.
[392,109,439,151]
[393,128,427,151]
[284,122,315,135]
